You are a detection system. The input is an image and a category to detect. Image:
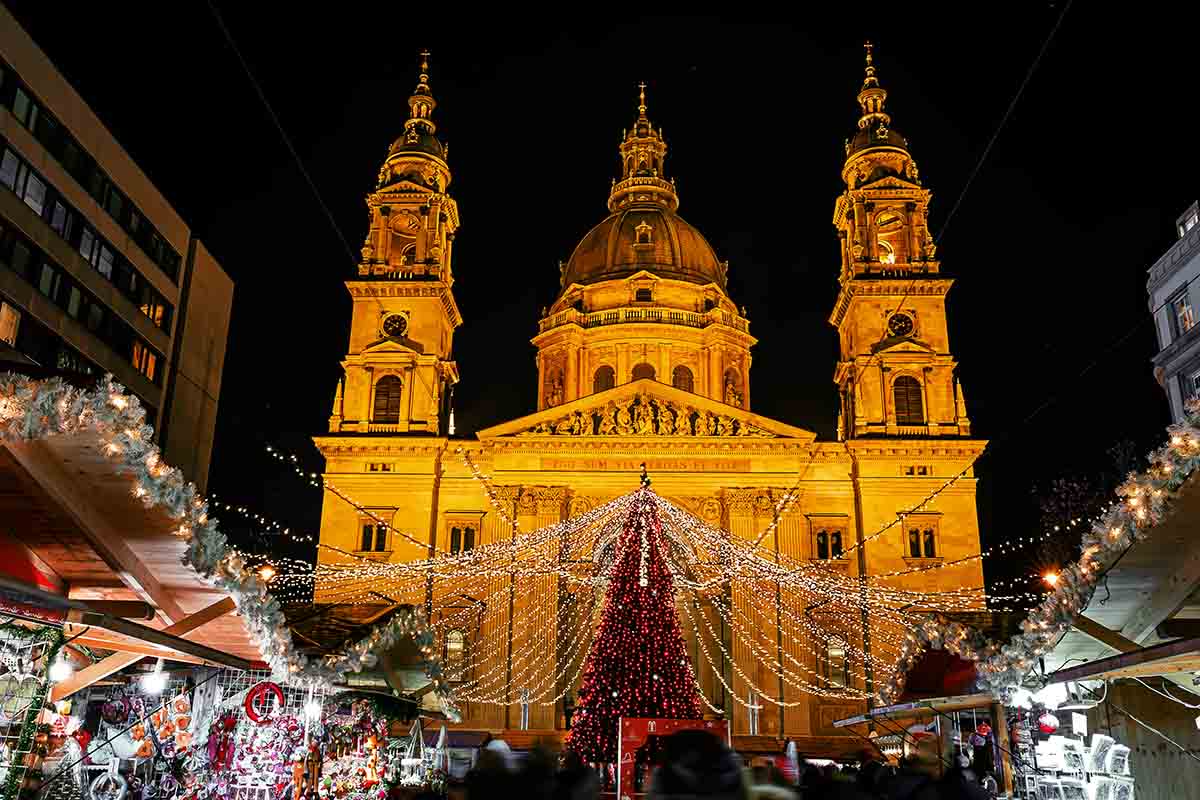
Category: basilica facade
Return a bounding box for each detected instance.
[314,49,985,745]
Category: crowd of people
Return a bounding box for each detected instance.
[451,728,997,800]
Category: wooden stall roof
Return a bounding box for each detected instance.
[1050,636,1200,684]
[831,693,995,728]
[0,429,264,667]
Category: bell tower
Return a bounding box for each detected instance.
[829,44,970,439]
[328,53,461,435]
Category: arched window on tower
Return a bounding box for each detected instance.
[672,365,694,393]
[893,376,924,426]
[593,365,615,393]
[631,363,656,382]
[372,375,403,423]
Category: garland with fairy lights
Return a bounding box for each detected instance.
[0,373,459,721]
[877,397,1200,703]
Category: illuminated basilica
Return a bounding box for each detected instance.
[314,47,986,747]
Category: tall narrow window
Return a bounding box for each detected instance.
[446,630,465,676]
[893,376,924,426]
[463,527,476,551]
[374,525,387,552]
[450,526,462,554]
[361,523,374,552]
[631,363,655,381]
[822,638,849,688]
[908,529,921,558]
[922,528,936,558]
[830,531,844,559]
[816,530,829,560]
[1173,291,1196,337]
[672,365,694,393]
[593,365,615,393]
[373,375,403,422]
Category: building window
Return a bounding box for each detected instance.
[1180,208,1199,239]
[1172,290,1196,338]
[814,528,845,560]
[446,629,465,677]
[906,519,939,558]
[372,375,403,422]
[450,526,462,554]
[593,365,615,393]
[463,526,475,551]
[1185,369,1200,402]
[131,340,159,383]
[631,362,655,381]
[0,301,20,346]
[893,376,924,426]
[635,288,653,302]
[672,365,694,393]
[360,522,387,552]
[877,239,896,265]
[820,638,850,688]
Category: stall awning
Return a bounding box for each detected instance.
[832,693,995,728]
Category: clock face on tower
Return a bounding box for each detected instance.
[887,312,915,338]
[382,314,408,338]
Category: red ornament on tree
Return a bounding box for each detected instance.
[567,482,702,763]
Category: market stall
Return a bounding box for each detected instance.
[0,373,459,800]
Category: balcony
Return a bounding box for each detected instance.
[367,422,402,433]
[537,305,749,335]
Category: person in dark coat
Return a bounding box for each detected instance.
[646,729,748,800]
[555,750,600,800]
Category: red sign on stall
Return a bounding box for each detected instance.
[616,718,730,800]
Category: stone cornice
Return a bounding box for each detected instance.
[312,434,452,457]
[1146,223,1200,295]
[844,438,987,460]
[828,278,952,328]
[345,281,463,328]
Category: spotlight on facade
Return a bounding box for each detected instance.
[258,564,277,583]
[1043,571,1060,587]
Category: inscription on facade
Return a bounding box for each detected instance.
[541,457,751,472]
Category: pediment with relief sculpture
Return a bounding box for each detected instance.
[475,378,817,442]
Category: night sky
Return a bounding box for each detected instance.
[5,4,1192,586]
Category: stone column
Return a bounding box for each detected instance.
[565,344,578,403]
[361,367,374,428]
[882,366,895,430]
[617,343,630,385]
[743,354,752,410]
[922,366,935,434]
[659,344,671,385]
[709,346,722,400]
[536,352,545,411]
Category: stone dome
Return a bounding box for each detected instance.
[388,131,445,160]
[562,206,725,289]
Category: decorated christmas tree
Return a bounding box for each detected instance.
[567,479,702,763]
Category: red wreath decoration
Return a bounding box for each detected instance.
[245,681,284,725]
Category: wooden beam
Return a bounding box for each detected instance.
[51,597,236,701]
[1074,615,1139,654]
[1156,618,1200,640]
[1052,636,1200,684]
[64,632,211,666]
[3,440,186,623]
[78,601,155,620]
[1120,475,1200,643]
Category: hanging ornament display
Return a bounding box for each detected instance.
[244,682,284,725]
[1038,712,1060,735]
